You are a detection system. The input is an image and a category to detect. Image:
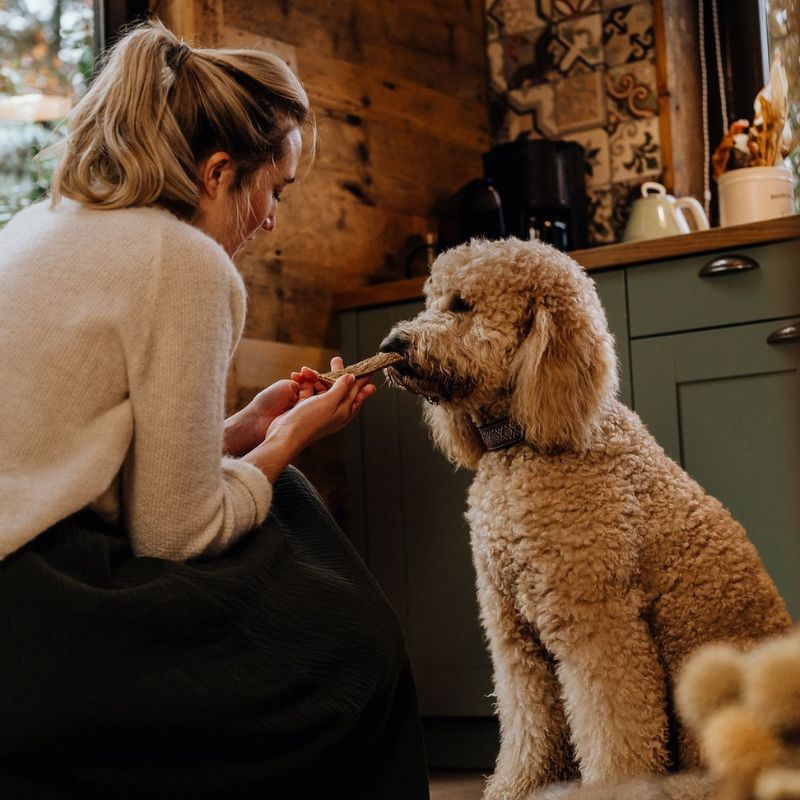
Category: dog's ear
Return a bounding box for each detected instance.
[509,295,618,451]
[423,402,484,470]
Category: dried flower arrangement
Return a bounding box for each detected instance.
[711,55,796,181]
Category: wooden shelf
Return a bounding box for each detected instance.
[333,215,800,310]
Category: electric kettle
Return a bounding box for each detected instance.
[622,181,709,242]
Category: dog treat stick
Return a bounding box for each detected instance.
[318,352,405,385]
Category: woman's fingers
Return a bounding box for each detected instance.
[330,356,344,371]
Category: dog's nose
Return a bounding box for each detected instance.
[380,331,409,355]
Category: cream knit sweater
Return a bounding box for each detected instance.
[0,199,272,561]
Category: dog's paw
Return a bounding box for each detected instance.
[484,772,541,800]
[528,781,582,799]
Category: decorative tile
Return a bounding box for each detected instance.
[554,70,607,133]
[507,81,559,137]
[540,0,601,22]
[501,28,557,90]
[487,38,508,93]
[601,0,636,8]
[611,179,645,239]
[605,59,659,133]
[609,116,661,181]
[487,0,548,35]
[506,107,537,140]
[564,126,611,185]
[586,185,616,243]
[602,2,655,66]
[552,13,605,75]
[486,13,501,42]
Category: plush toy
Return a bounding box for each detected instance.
[675,628,800,800]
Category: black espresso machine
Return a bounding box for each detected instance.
[482,138,588,252]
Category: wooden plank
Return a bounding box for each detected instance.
[658,0,704,200]
[235,255,373,347]
[313,108,484,217]
[237,169,430,276]
[223,0,488,100]
[299,52,490,152]
[233,337,337,389]
[333,276,428,311]
[150,0,225,45]
[652,0,674,193]
[221,25,298,71]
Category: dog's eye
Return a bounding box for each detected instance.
[448,294,472,314]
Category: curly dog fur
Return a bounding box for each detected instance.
[382,238,791,799]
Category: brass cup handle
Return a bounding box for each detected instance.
[767,321,800,344]
[698,254,760,277]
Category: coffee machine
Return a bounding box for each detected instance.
[482,139,588,252]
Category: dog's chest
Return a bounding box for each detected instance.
[465,452,548,575]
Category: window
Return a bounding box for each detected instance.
[0,0,147,226]
[0,0,94,224]
[699,0,799,216]
[762,0,800,202]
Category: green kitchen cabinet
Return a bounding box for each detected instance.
[339,270,633,767]
[628,240,800,621]
[593,267,632,408]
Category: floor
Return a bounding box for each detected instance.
[429,771,486,800]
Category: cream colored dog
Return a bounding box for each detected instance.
[381,238,791,800]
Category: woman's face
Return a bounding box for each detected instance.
[240,126,302,247]
[194,126,303,257]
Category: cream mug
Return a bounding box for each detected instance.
[622,181,710,242]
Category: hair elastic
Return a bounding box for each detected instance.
[167,42,191,70]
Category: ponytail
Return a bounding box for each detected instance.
[49,19,314,219]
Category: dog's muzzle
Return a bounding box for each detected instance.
[380,331,440,404]
[379,331,408,357]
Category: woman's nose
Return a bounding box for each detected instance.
[261,215,275,232]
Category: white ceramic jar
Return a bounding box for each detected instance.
[717,165,796,227]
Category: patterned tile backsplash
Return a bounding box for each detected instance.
[485,0,663,244]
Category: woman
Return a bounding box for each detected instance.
[0,20,429,799]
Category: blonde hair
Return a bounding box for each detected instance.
[49,19,315,220]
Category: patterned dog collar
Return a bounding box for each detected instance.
[476,417,524,451]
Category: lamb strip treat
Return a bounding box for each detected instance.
[318,352,405,386]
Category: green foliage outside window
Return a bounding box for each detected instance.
[765,0,800,205]
[0,0,94,226]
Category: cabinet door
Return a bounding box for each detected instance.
[632,319,800,619]
[340,302,495,718]
[592,268,632,408]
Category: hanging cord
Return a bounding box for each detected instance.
[711,0,729,132]
[699,0,711,216]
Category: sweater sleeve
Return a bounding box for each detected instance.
[123,223,271,560]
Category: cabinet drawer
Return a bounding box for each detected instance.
[627,240,800,337]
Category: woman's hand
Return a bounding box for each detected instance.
[243,359,376,483]
[274,367,376,448]
[291,356,375,407]
[223,379,301,458]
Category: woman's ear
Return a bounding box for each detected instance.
[423,402,484,470]
[509,299,618,451]
[197,151,232,199]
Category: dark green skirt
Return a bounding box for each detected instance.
[0,467,429,799]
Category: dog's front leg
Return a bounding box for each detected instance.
[534,586,670,785]
[476,556,574,800]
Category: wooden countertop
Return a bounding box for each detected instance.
[333,214,800,311]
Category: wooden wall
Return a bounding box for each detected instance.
[655,0,704,202]
[149,0,490,515]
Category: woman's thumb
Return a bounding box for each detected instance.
[329,373,356,397]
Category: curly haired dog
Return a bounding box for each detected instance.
[380,238,791,800]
